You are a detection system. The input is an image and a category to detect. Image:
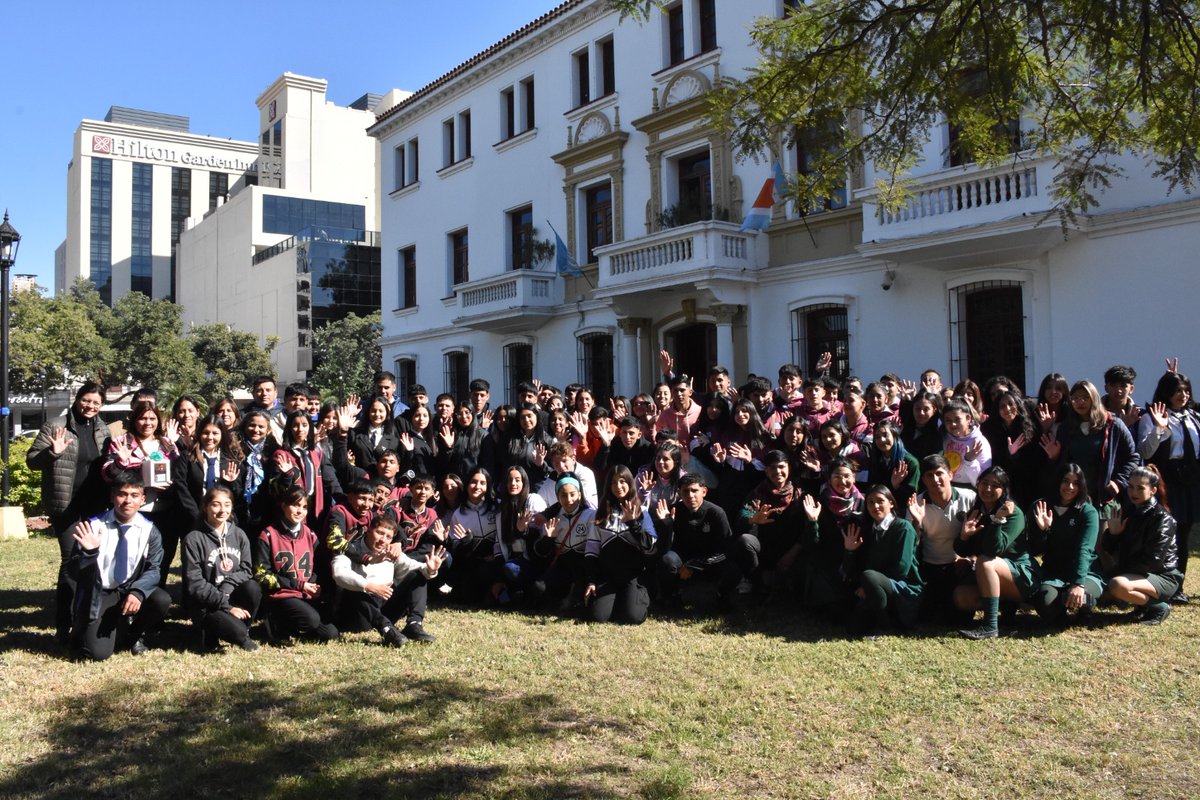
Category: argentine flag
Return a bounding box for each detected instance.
[739,160,786,233]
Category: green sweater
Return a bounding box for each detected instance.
[954,505,1027,559]
[1027,501,1100,586]
[844,516,923,593]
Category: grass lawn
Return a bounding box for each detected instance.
[1,534,1197,799]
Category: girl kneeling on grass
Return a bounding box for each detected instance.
[1027,463,1103,626]
[254,487,340,643]
[841,485,923,637]
[954,466,1034,640]
[583,465,657,624]
[182,485,261,652]
[1100,466,1182,625]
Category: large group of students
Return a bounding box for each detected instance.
[26,353,1195,659]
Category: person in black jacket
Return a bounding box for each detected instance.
[175,415,243,530]
[182,486,261,651]
[652,474,734,606]
[593,416,655,477]
[1101,466,1182,625]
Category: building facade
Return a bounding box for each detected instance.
[177,74,403,382]
[61,107,259,303]
[371,0,1199,405]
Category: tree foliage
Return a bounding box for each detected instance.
[611,0,1200,216]
[309,312,382,400]
[107,292,204,392]
[188,323,278,402]
[9,285,116,398]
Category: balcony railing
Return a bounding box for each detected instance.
[859,157,1056,241]
[597,220,762,293]
[452,268,563,333]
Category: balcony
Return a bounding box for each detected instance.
[594,220,766,306]
[857,156,1067,268]
[450,269,564,333]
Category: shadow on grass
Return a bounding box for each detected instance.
[0,673,635,800]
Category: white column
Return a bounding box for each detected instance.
[618,317,642,397]
[712,304,740,380]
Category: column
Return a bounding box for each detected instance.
[711,304,741,380]
[617,317,644,397]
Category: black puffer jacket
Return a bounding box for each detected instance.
[26,411,111,520]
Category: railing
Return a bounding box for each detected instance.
[453,269,563,331]
[598,220,762,290]
[876,166,1039,226]
[252,226,379,266]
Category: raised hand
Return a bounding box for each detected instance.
[963,440,984,462]
[49,427,70,455]
[221,462,241,483]
[728,442,753,462]
[426,544,448,573]
[568,411,589,437]
[1166,356,1180,373]
[1007,433,1027,455]
[842,522,864,551]
[112,438,134,464]
[638,470,655,493]
[961,510,981,539]
[802,493,821,522]
[748,501,777,526]
[542,516,559,539]
[815,351,833,373]
[659,349,674,376]
[891,459,910,488]
[595,418,615,446]
[1108,507,1126,534]
[165,418,181,442]
[480,409,494,429]
[907,494,926,528]
[450,522,468,540]
[399,432,414,452]
[654,497,674,520]
[438,424,455,449]
[1118,405,1142,429]
[1039,432,1061,460]
[516,509,533,532]
[72,519,103,551]
[899,379,918,399]
[337,404,358,432]
[1149,401,1169,430]
[1033,500,1053,531]
[429,519,447,542]
[532,442,547,467]
[1037,403,1055,432]
[710,441,727,464]
[345,394,361,415]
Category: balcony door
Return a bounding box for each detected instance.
[669,323,716,387]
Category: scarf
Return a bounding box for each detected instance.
[821,482,864,524]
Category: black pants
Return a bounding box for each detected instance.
[659,550,737,599]
[54,518,82,637]
[265,597,339,641]
[1032,579,1101,625]
[587,579,650,624]
[195,580,263,646]
[851,570,920,633]
[337,573,428,632]
[73,587,171,661]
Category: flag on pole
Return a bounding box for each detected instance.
[739,160,785,233]
[546,220,582,277]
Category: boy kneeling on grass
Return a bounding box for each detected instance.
[332,515,447,647]
[68,471,172,661]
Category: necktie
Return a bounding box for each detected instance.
[114,524,132,584]
[371,430,380,448]
[205,456,218,490]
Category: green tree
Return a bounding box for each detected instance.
[188,323,278,402]
[9,285,115,399]
[612,0,1200,216]
[309,312,382,399]
[108,291,203,392]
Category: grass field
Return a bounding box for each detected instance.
[1,534,1197,799]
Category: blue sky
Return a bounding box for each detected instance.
[0,0,561,291]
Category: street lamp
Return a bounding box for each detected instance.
[0,212,20,506]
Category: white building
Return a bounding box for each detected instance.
[371,0,1200,405]
[61,106,258,303]
[177,74,409,382]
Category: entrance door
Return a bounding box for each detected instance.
[669,323,717,387]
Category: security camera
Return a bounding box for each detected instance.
[881,268,896,291]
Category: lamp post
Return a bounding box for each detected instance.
[0,212,20,506]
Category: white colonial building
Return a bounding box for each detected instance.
[371,0,1200,405]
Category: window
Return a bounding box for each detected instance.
[399,246,417,308]
[442,119,456,167]
[949,281,1026,390]
[394,138,419,189]
[698,0,717,52]
[578,333,614,403]
[444,351,471,402]
[259,121,283,188]
[667,4,685,66]
[584,183,612,264]
[89,157,113,305]
[395,359,416,400]
[791,304,850,380]
[262,196,365,235]
[675,151,713,224]
[208,171,228,211]
[170,167,190,301]
[599,38,616,97]
[521,77,536,131]
[573,49,591,107]
[501,87,516,140]
[795,125,849,211]
[947,68,1022,167]
[443,112,471,167]
[509,205,534,270]
[450,229,469,286]
[131,163,153,297]
[504,343,534,404]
